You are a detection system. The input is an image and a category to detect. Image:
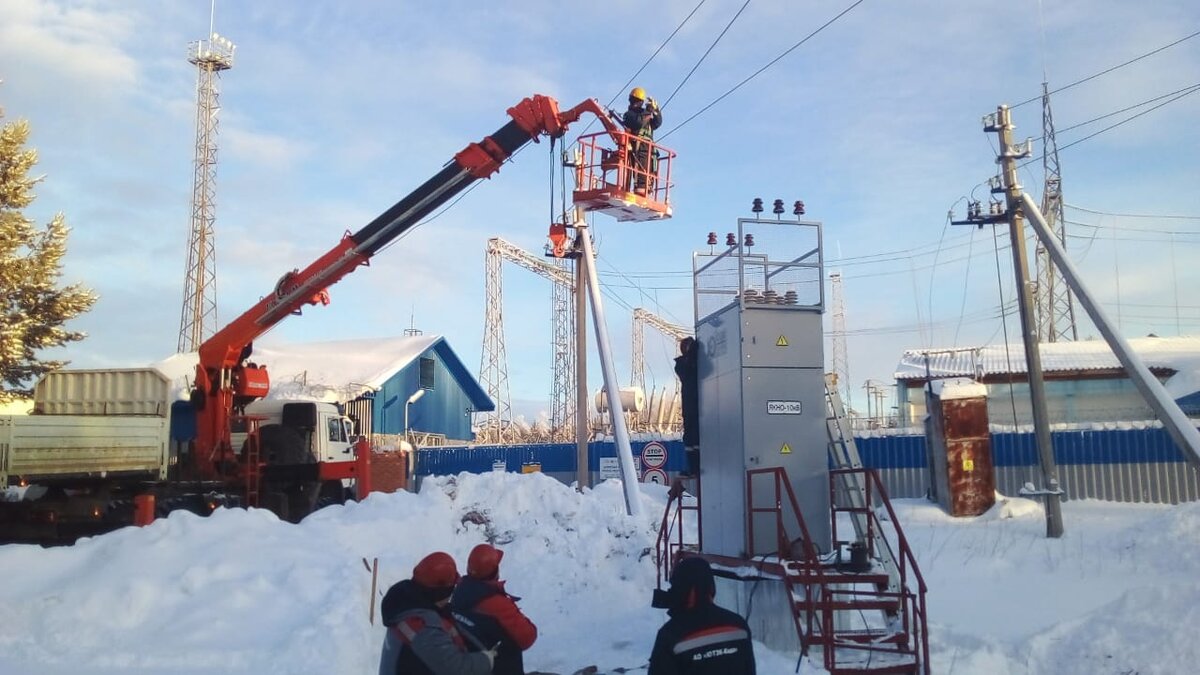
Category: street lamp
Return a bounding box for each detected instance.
[404,389,426,445]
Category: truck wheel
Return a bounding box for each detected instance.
[315,480,348,509]
[261,491,289,522]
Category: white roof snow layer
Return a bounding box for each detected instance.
[152,335,443,402]
[894,336,1200,397]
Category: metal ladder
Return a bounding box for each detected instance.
[824,373,900,595]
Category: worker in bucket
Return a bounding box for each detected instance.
[379,551,496,675]
[620,86,662,196]
[648,557,756,674]
[450,543,538,675]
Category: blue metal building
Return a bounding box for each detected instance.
[360,335,493,442]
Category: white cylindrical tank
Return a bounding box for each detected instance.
[594,386,646,413]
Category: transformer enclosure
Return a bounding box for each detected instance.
[693,215,831,557]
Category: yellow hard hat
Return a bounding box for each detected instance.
[629,86,647,102]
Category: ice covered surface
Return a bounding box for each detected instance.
[929,377,987,400]
[894,335,1200,399]
[0,473,1197,674]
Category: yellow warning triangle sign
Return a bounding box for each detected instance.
[776,335,789,347]
[780,443,792,455]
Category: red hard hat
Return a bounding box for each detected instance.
[467,543,504,580]
[413,552,460,589]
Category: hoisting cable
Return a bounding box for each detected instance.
[659,0,752,111]
[659,0,865,141]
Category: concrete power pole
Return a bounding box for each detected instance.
[988,106,1065,538]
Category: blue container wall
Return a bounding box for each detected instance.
[412,431,1200,503]
[374,350,475,441]
[416,440,689,476]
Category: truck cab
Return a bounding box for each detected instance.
[235,399,357,521]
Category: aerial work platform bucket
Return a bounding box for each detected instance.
[572,131,674,222]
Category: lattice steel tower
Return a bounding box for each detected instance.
[1035,82,1079,342]
[177,31,235,353]
[479,238,577,442]
[829,271,851,410]
[479,245,514,443]
[549,258,576,441]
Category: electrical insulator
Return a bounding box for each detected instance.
[707,232,718,246]
[751,198,763,213]
[794,200,805,216]
[772,199,785,215]
[744,234,755,247]
[725,233,737,247]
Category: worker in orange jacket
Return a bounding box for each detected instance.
[450,544,538,675]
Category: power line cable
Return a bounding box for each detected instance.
[1011,28,1200,109]
[571,0,708,143]
[1017,83,1200,169]
[1055,82,1200,135]
[659,0,866,140]
[1066,203,1200,221]
[661,0,752,110]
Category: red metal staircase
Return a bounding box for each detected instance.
[655,467,929,674]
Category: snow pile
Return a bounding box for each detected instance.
[2,474,1199,673]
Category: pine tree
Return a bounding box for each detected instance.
[0,107,97,401]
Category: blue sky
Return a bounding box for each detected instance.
[2,0,1199,419]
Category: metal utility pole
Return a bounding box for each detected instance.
[577,221,640,516]
[575,252,589,488]
[1021,191,1200,472]
[988,105,1064,538]
[1035,82,1079,343]
[177,30,235,353]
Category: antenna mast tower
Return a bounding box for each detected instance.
[177,25,235,353]
[1035,82,1079,342]
[829,271,851,410]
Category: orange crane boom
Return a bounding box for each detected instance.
[190,95,623,481]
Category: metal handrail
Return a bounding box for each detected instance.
[830,467,931,674]
[573,131,675,206]
[745,467,829,661]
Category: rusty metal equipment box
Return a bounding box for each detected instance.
[926,378,996,516]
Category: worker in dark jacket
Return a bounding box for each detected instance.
[451,543,538,675]
[620,86,662,195]
[379,551,495,675]
[674,337,700,478]
[649,557,756,674]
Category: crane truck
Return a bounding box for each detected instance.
[0,94,673,543]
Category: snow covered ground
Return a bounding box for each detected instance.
[0,472,1196,674]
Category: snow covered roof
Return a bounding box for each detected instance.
[929,378,987,400]
[894,336,1200,397]
[152,335,493,410]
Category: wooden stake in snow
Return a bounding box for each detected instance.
[363,557,380,625]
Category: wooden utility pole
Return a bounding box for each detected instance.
[989,105,1064,538]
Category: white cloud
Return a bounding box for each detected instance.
[0,0,140,91]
